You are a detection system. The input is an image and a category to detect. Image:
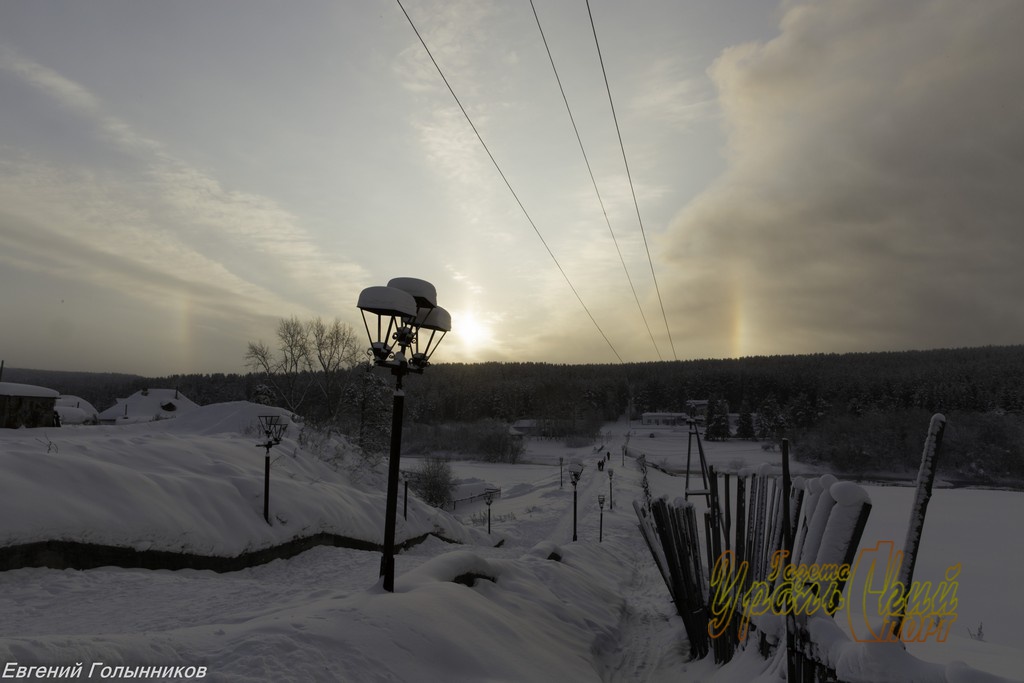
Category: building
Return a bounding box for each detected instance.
[640,412,690,426]
[97,388,199,425]
[55,395,100,425]
[0,382,60,429]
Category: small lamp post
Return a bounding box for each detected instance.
[358,277,451,592]
[607,467,614,511]
[570,464,583,541]
[559,456,564,489]
[257,415,287,525]
[484,487,498,535]
[598,493,606,543]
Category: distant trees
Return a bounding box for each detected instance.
[705,399,731,441]
[30,342,1024,485]
[244,316,362,419]
[405,419,524,463]
[755,395,786,441]
[243,316,396,457]
[736,402,756,440]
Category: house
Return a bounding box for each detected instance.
[55,395,100,425]
[640,412,690,427]
[97,388,199,425]
[511,419,540,437]
[0,382,60,429]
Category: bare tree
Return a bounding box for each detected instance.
[245,316,361,416]
[308,316,363,421]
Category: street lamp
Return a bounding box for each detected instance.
[357,277,451,592]
[257,415,287,525]
[598,493,606,543]
[607,467,614,511]
[484,487,499,535]
[570,464,584,542]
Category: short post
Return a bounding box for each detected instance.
[570,466,583,541]
[404,479,408,520]
[598,493,606,542]
[484,488,497,535]
[256,415,286,526]
[559,456,564,489]
[608,468,614,511]
[263,453,270,523]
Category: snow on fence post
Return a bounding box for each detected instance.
[781,440,796,683]
[891,413,946,640]
[735,474,747,570]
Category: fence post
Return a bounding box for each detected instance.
[892,413,946,639]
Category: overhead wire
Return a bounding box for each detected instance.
[528,0,663,362]
[394,0,624,363]
[585,0,678,361]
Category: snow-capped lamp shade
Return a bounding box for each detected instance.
[409,304,450,370]
[357,286,418,363]
[387,277,437,310]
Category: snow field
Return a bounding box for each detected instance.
[0,410,1021,681]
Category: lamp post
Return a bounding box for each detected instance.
[357,278,451,592]
[484,487,498,535]
[256,415,287,525]
[570,464,583,542]
[598,493,606,543]
[607,467,614,511]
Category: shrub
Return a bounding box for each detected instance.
[414,457,454,507]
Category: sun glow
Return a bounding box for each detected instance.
[453,309,494,358]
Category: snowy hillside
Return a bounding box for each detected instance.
[0,409,1021,681]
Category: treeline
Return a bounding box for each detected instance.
[8,344,1024,481]
[11,344,1024,426]
[402,345,1024,424]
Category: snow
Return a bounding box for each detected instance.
[386,277,438,308]
[357,285,417,316]
[0,382,59,398]
[0,412,1021,681]
[95,388,199,424]
[55,395,99,425]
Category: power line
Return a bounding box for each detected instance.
[585,0,678,361]
[394,0,623,363]
[528,0,663,361]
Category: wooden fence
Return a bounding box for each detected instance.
[631,414,948,681]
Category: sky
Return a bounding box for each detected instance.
[2,0,1022,376]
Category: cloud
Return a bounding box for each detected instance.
[627,56,716,130]
[660,0,1024,358]
[0,46,369,329]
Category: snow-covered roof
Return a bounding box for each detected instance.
[56,395,99,414]
[0,382,59,399]
[55,395,100,425]
[97,388,199,423]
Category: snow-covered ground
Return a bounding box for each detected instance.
[0,407,1021,681]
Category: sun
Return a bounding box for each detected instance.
[454,310,493,353]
